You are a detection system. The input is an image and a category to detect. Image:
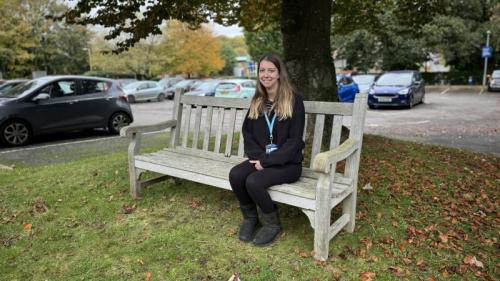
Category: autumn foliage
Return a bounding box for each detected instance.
[160,21,225,77]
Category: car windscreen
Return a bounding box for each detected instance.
[195,81,219,91]
[0,80,38,98]
[123,82,141,89]
[352,75,375,85]
[375,73,412,86]
[492,71,500,78]
[174,80,193,87]
[217,83,237,90]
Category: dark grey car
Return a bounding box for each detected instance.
[0,76,133,146]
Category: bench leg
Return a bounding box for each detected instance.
[313,207,331,261]
[313,173,332,261]
[342,192,356,233]
[129,167,143,199]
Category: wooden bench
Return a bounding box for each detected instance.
[120,89,367,261]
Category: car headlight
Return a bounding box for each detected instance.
[491,80,495,85]
[368,89,375,95]
[398,88,409,95]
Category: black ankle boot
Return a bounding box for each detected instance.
[253,211,281,246]
[239,204,258,242]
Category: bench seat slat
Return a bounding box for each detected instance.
[135,150,351,200]
[160,147,353,186]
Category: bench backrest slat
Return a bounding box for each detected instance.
[192,105,203,149]
[237,110,248,157]
[310,114,325,168]
[302,114,309,142]
[174,94,366,163]
[182,105,192,147]
[214,107,224,153]
[225,108,237,156]
[203,106,214,151]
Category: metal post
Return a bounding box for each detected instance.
[482,30,491,87]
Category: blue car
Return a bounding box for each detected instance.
[337,75,359,102]
[368,71,425,109]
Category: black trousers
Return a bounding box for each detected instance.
[229,160,302,213]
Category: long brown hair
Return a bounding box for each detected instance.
[248,54,295,120]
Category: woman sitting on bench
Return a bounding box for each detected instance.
[229,53,305,246]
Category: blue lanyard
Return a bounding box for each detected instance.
[264,112,276,143]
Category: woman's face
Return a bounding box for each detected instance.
[259,60,280,92]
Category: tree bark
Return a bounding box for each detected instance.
[281,0,337,102]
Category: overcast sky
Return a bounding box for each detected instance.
[208,22,244,37]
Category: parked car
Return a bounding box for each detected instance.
[158,77,184,91]
[368,70,425,109]
[214,79,256,99]
[116,78,138,88]
[0,79,29,94]
[184,80,223,97]
[337,75,360,102]
[487,70,500,92]
[0,75,133,147]
[165,79,202,99]
[122,81,166,103]
[352,74,377,94]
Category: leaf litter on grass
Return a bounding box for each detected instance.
[0,135,498,280]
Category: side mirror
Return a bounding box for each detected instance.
[32,93,50,102]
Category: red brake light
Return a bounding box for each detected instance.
[117,88,128,102]
[235,85,241,92]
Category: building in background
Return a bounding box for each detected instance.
[233,56,256,78]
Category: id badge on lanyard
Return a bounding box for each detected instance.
[264,113,278,154]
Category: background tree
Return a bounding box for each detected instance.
[244,24,283,61]
[217,36,248,76]
[0,0,34,78]
[62,0,337,101]
[159,21,224,78]
[331,30,379,73]
[0,0,90,78]
[422,0,498,75]
[218,41,237,76]
[89,34,164,79]
[331,0,498,75]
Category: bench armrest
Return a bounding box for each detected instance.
[312,138,359,173]
[120,120,177,137]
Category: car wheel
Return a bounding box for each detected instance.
[407,96,414,109]
[108,112,131,134]
[157,93,166,102]
[0,120,31,147]
[368,104,375,109]
[128,95,136,103]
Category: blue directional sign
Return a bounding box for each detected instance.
[482,46,493,58]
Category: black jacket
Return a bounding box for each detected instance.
[242,94,305,167]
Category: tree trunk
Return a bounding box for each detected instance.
[281,0,337,102]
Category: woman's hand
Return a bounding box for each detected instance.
[249,160,264,171]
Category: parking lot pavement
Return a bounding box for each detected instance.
[0,90,498,166]
[364,90,500,155]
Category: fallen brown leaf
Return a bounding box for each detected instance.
[188,199,202,209]
[438,232,448,243]
[22,223,32,232]
[359,271,376,281]
[123,203,137,214]
[388,266,405,276]
[144,272,152,281]
[299,251,310,258]
[228,273,241,281]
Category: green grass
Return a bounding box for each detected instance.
[0,135,498,280]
